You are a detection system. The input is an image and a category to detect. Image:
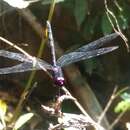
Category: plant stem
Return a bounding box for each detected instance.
[12,0,57,123]
[61,86,104,130]
[48,0,56,22]
[108,110,126,130]
[98,86,118,124]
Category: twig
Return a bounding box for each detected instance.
[41,93,105,130]
[0,36,50,73]
[62,86,89,117]
[61,86,105,130]
[97,86,129,129]
[114,0,123,12]
[98,86,129,125]
[104,0,129,51]
[0,36,33,60]
[98,86,118,124]
[48,0,56,22]
[108,110,126,130]
[114,86,129,97]
[12,0,57,123]
[16,4,110,129]
[49,123,63,130]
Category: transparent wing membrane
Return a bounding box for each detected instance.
[57,46,118,67]
[0,33,119,74]
[0,50,53,74]
[0,62,35,74]
[75,33,118,52]
[0,50,30,62]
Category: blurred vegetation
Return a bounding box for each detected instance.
[0,0,130,130]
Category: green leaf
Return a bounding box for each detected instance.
[62,0,75,10]
[83,17,97,39]
[101,13,112,35]
[83,59,98,75]
[114,100,130,113]
[116,1,130,30]
[0,100,7,117]
[121,92,130,101]
[74,0,87,26]
[42,0,65,5]
[13,113,34,130]
[0,100,7,129]
[117,14,128,30]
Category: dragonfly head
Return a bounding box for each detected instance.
[53,66,65,87]
[54,76,65,87]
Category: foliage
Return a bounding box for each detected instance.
[0,100,7,130]
[62,0,130,34]
[73,0,87,27]
[102,13,113,35]
[55,0,130,78]
[1,0,130,130]
[0,99,34,130]
[114,92,130,113]
[13,113,34,130]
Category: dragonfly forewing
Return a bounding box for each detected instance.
[0,50,53,74]
[75,33,119,52]
[57,46,118,67]
[0,50,30,62]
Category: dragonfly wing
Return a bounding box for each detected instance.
[0,50,53,70]
[0,62,42,74]
[0,50,31,62]
[57,46,118,67]
[75,33,119,52]
[36,58,53,70]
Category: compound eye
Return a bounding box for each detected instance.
[54,77,65,87]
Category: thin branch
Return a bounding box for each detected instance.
[98,86,129,125]
[62,86,89,117]
[0,36,50,73]
[16,5,110,129]
[114,86,130,98]
[114,0,123,12]
[104,0,129,52]
[98,86,118,124]
[108,110,126,130]
[0,36,33,60]
[48,0,56,22]
[61,86,105,130]
[12,0,57,123]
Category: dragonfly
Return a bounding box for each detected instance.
[0,21,119,87]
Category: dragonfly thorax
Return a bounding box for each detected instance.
[53,66,65,87]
